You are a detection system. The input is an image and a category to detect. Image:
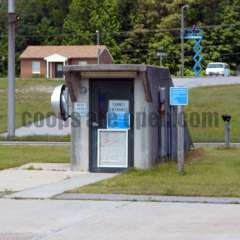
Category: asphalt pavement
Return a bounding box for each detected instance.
[0,199,239,240]
[1,115,71,137]
[172,76,240,88]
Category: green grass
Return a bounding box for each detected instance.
[185,84,240,142]
[72,148,240,197]
[0,78,64,133]
[1,80,240,143]
[0,135,70,142]
[0,145,70,170]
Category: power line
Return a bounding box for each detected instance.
[222,52,240,56]
[0,22,239,39]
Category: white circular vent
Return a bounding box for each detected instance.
[51,85,70,121]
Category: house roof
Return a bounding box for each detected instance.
[20,45,109,59]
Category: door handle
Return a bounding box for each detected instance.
[92,122,99,127]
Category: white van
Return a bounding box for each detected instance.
[205,62,230,77]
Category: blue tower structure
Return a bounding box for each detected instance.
[184,28,204,77]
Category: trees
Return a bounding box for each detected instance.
[0,1,7,76]
[118,0,163,64]
[64,0,121,59]
[148,0,240,74]
[0,0,239,76]
[14,0,71,73]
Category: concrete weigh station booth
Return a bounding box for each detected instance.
[51,64,192,172]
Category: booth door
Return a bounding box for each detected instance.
[90,79,134,172]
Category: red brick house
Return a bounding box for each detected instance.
[20,45,113,79]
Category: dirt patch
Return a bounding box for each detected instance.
[186,148,205,162]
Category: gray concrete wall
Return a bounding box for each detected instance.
[71,79,90,172]
[134,72,148,169]
[133,71,160,169]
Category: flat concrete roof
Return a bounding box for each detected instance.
[64,64,165,73]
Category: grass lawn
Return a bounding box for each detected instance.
[185,84,240,142]
[72,148,240,198]
[0,78,64,133]
[0,135,71,142]
[0,145,70,170]
[1,80,240,143]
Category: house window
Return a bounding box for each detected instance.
[32,61,41,74]
[79,61,88,66]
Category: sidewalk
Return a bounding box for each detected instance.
[6,173,117,200]
[0,163,116,200]
[0,164,77,193]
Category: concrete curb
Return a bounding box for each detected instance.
[54,193,240,204]
[194,143,240,148]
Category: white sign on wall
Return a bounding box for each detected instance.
[109,100,129,113]
[74,102,88,117]
[97,129,128,168]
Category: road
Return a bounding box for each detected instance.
[173,76,240,88]
[0,199,239,240]
[1,116,71,137]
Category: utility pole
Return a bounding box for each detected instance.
[156,51,167,67]
[8,0,16,137]
[180,4,189,77]
[177,106,185,174]
[170,87,188,175]
[96,30,100,64]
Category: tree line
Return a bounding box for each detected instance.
[0,0,240,77]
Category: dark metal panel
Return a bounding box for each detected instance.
[146,66,193,161]
[89,78,134,173]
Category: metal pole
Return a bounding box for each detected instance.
[224,123,231,148]
[160,55,163,67]
[180,7,184,77]
[159,87,166,162]
[8,0,16,137]
[180,5,188,77]
[177,105,184,174]
[96,30,100,64]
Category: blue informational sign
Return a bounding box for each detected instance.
[170,87,189,106]
[107,112,130,129]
